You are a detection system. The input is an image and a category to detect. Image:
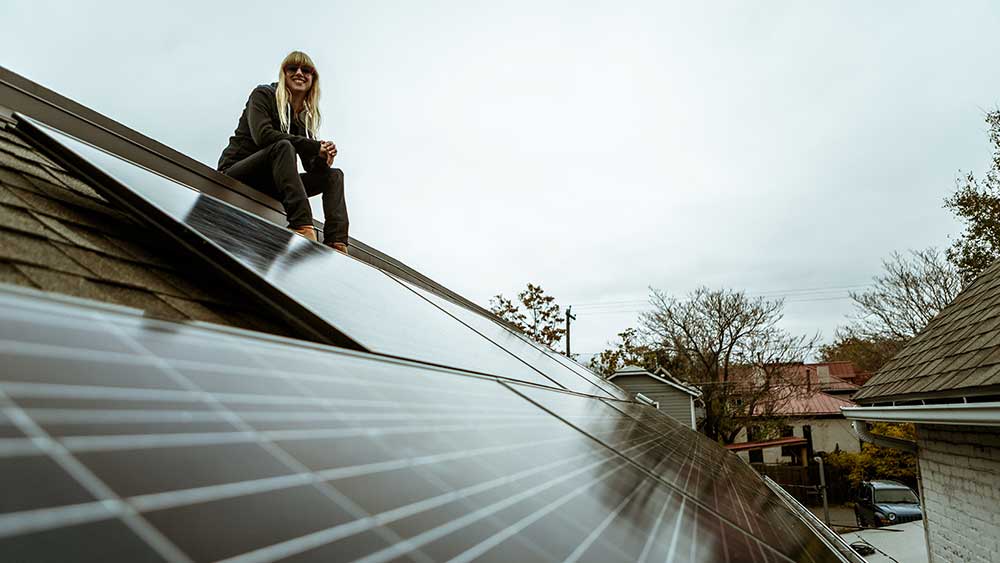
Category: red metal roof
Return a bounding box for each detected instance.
[767,391,856,416]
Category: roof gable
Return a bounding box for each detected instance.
[609,365,701,397]
[855,258,1000,403]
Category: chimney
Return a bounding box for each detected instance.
[817,366,831,387]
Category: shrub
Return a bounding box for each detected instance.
[823,423,917,489]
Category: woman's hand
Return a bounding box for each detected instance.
[319,141,337,166]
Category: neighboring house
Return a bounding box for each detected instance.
[0,68,854,561]
[733,362,862,464]
[844,260,1000,563]
[809,362,864,397]
[608,365,700,429]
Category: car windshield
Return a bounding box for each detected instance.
[874,488,919,504]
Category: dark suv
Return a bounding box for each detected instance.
[854,480,922,527]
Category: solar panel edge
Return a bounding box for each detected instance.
[387,272,630,400]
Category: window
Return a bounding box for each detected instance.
[874,488,918,504]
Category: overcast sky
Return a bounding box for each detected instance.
[4,1,1000,360]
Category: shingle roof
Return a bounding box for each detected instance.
[854,258,1000,403]
[0,119,299,338]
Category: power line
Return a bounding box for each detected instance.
[569,284,868,313]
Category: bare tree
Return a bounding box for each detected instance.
[640,287,817,443]
[847,248,961,341]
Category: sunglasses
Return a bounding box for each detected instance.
[283,64,315,76]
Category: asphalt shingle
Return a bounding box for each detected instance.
[0,123,298,339]
[0,229,93,276]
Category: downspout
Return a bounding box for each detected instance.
[635,393,659,409]
[850,420,917,453]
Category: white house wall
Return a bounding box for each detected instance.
[806,419,861,455]
[735,418,861,464]
[916,423,1000,563]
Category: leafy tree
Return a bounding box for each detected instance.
[818,332,904,375]
[846,248,960,341]
[944,110,1000,283]
[824,423,918,489]
[490,283,566,348]
[588,328,674,377]
[639,286,817,443]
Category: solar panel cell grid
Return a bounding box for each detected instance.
[509,384,842,563]
[0,288,845,561]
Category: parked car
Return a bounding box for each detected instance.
[854,480,922,527]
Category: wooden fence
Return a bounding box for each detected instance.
[750,462,852,505]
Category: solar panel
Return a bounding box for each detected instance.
[0,287,848,562]
[19,119,621,398]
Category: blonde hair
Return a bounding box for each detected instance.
[276,50,322,139]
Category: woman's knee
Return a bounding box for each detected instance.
[327,168,345,191]
[269,139,296,161]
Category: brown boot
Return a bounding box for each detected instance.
[291,225,318,241]
[331,242,349,255]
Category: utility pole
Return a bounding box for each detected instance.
[565,306,576,356]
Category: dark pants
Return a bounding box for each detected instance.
[223,139,349,245]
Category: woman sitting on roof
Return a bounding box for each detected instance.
[217,50,348,253]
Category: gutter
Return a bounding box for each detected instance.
[841,402,1000,427]
[848,420,917,453]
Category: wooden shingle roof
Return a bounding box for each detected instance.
[854,259,1000,403]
